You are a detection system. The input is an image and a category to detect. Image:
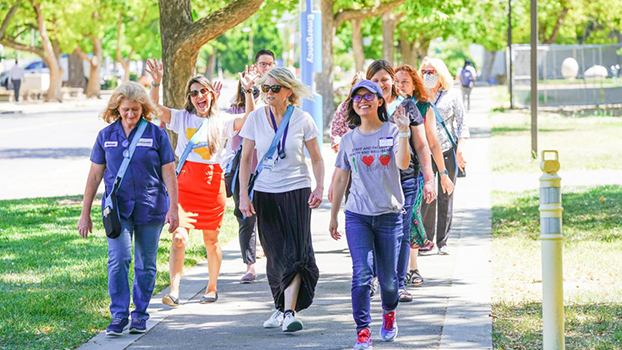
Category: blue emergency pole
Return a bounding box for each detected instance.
[300,0,323,150]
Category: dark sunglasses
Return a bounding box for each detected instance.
[352,93,376,103]
[261,84,285,93]
[189,88,210,97]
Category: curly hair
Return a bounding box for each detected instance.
[255,67,313,107]
[395,65,431,102]
[101,82,159,123]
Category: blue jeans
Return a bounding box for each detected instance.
[397,177,416,290]
[345,211,403,332]
[107,219,163,320]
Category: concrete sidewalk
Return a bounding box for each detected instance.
[79,87,494,350]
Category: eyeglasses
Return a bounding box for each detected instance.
[261,84,285,93]
[258,62,274,68]
[189,88,211,97]
[352,93,376,103]
[422,69,436,75]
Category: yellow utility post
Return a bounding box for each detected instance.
[539,150,565,350]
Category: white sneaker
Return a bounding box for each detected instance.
[263,310,283,328]
[282,311,303,332]
[438,246,450,255]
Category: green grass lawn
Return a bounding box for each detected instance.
[490,111,622,174]
[0,196,238,350]
[491,185,622,349]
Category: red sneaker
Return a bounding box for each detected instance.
[354,328,372,349]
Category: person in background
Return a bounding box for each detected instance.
[330,72,365,153]
[330,80,411,349]
[146,59,257,307]
[10,60,25,102]
[238,68,324,333]
[420,57,469,256]
[78,82,178,336]
[455,59,477,111]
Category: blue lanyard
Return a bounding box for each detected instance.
[269,108,288,159]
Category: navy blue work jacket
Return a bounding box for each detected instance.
[90,118,175,225]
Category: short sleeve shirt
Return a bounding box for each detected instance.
[90,119,175,225]
[239,106,319,193]
[335,122,404,216]
[166,109,236,168]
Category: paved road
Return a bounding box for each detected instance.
[79,87,494,350]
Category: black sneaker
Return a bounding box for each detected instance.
[129,318,147,334]
[106,317,129,336]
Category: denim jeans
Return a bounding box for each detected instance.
[345,210,403,332]
[396,177,416,290]
[107,219,163,320]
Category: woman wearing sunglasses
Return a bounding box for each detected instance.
[393,65,452,297]
[418,57,469,256]
[238,68,324,332]
[329,80,411,349]
[145,59,257,306]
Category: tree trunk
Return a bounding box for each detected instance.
[318,0,336,129]
[85,37,102,98]
[32,2,62,102]
[67,50,86,88]
[543,7,569,44]
[158,0,264,148]
[205,52,216,80]
[116,10,133,83]
[351,18,365,72]
[382,12,396,65]
[398,31,415,66]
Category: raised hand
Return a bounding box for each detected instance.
[213,80,223,100]
[239,65,259,90]
[145,58,163,84]
[394,105,410,131]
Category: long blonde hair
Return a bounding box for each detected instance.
[255,68,312,107]
[101,82,159,123]
[184,75,221,155]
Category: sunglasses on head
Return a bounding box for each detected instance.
[261,84,285,93]
[352,93,376,103]
[189,88,210,97]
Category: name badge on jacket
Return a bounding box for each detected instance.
[137,138,153,147]
[104,141,118,148]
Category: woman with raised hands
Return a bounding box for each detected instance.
[145,59,257,307]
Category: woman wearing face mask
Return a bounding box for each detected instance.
[146,59,257,307]
[418,58,469,256]
[329,80,411,349]
[238,68,324,333]
[393,65,454,298]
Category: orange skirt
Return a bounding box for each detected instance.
[177,161,226,231]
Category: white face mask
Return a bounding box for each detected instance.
[423,73,439,89]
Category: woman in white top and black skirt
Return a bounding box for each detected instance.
[238,68,325,332]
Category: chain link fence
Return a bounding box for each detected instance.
[509,44,622,108]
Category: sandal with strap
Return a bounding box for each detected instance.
[407,269,424,286]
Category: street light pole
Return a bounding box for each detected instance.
[530,0,538,158]
[508,0,514,109]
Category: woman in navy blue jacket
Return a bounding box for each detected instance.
[78,82,178,337]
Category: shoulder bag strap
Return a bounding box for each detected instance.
[176,117,209,176]
[105,119,148,207]
[249,105,294,200]
[429,96,458,149]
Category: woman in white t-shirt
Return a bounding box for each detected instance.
[238,68,325,332]
[146,59,257,306]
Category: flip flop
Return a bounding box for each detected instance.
[200,292,218,304]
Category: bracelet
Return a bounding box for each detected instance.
[244,88,253,94]
[151,81,160,88]
[398,131,410,138]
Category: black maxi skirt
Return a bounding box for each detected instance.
[253,187,319,312]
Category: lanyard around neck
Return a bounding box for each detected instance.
[269,108,289,159]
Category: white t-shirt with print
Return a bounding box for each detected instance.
[166,109,236,168]
[239,106,319,193]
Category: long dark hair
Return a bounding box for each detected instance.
[366,59,399,99]
[346,89,389,127]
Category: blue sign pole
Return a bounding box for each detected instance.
[300,0,323,151]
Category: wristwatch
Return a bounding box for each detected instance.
[151,81,160,88]
[440,169,449,176]
[244,88,253,94]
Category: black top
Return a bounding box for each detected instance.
[391,98,424,182]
